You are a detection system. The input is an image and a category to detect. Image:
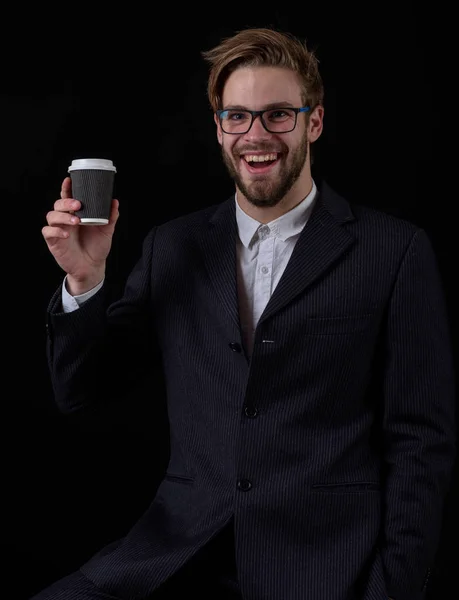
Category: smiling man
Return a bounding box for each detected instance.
[36,27,455,600]
[216,65,322,223]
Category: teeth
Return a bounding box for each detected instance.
[244,153,278,163]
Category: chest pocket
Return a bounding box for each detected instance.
[303,314,375,335]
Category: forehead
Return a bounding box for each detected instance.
[222,66,303,109]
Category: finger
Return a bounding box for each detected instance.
[42,225,71,241]
[53,198,81,213]
[109,199,120,223]
[102,199,120,228]
[61,177,72,200]
[46,209,80,227]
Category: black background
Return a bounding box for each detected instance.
[2,4,457,598]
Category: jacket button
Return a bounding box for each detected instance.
[422,567,432,590]
[244,406,258,418]
[237,479,252,491]
[229,342,241,353]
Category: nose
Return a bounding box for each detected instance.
[244,114,271,141]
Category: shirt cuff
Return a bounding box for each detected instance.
[61,275,104,312]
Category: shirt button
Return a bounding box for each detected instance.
[237,479,252,491]
[258,225,270,241]
[228,342,242,353]
[261,266,269,274]
[244,406,258,418]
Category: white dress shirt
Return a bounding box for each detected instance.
[62,180,318,358]
[235,180,317,356]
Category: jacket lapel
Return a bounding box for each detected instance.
[199,197,241,332]
[199,180,357,333]
[259,182,356,326]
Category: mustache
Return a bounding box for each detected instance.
[234,145,285,156]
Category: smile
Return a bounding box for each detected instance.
[241,152,281,174]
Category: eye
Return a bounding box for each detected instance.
[220,110,250,121]
[272,110,287,118]
[226,111,250,121]
[266,109,294,121]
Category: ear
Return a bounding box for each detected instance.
[214,113,223,145]
[307,105,324,143]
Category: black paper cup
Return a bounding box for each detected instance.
[68,158,117,225]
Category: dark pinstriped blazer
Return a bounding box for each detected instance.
[46,180,456,600]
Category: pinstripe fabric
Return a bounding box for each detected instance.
[45,180,456,600]
[70,169,115,222]
[30,571,120,599]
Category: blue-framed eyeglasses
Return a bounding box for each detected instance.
[216,106,310,134]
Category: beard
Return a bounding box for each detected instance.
[221,130,309,208]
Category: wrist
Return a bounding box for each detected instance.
[66,272,105,296]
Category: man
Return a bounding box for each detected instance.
[36,27,455,600]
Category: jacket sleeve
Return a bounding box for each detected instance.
[380,228,456,599]
[45,227,159,414]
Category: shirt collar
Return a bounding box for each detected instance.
[235,179,317,249]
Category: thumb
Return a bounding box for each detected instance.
[109,199,120,225]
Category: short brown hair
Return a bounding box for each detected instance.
[201,27,324,112]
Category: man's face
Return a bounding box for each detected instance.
[216,66,312,208]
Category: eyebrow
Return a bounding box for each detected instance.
[222,102,296,111]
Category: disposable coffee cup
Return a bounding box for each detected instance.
[68,158,117,225]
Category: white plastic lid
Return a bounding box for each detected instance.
[68,158,117,172]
